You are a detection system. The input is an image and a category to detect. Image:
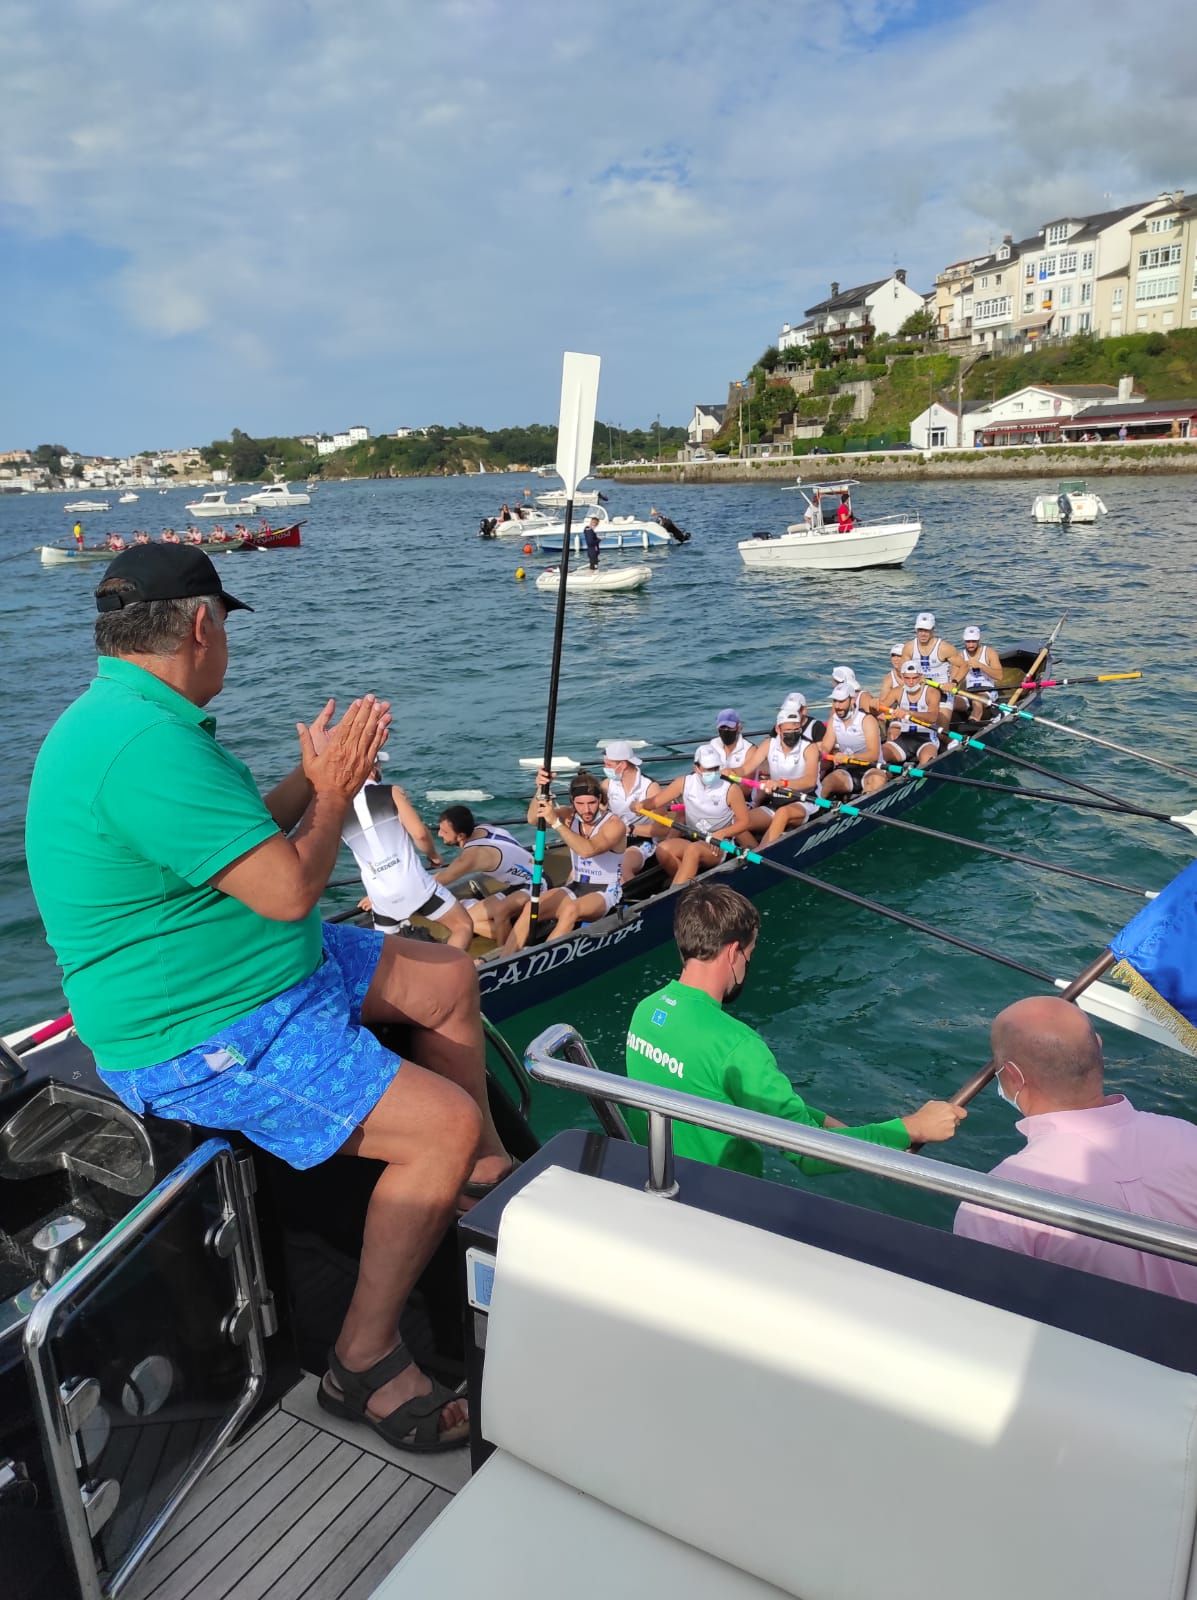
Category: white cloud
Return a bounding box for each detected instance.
[1,0,1195,446]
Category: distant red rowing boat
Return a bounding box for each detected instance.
[232,521,303,550]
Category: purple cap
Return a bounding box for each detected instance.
[715,708,741,728]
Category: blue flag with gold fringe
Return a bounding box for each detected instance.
[1110,859,1197,1054]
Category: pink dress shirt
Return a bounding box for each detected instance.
[954,1095,1197,1302]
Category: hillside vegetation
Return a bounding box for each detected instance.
[962,328,1197,404]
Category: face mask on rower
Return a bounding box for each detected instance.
[780,729,802,748]
[602,766,619,782]
[718,727,739,747]
[700,769,723,788]
[995,1062,1024,1113]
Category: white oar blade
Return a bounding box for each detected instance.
[594,738,649,750]
[518,755,579,771]
[554,352,601,495]
[1170,810,1197,837]
[1063,978,1197,1058]
[426,789,493,803]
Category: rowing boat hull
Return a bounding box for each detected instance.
[477,642,1045,1023]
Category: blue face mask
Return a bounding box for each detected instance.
[602,766,619,782]
[700,769,723,788]
[995,1062,1023,1113]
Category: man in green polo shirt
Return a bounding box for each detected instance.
[25,543,514,1454]
[625,883,966,1177]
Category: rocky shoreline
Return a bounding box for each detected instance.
[604,443,1197,485]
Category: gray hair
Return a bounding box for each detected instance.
[95,579,225,658]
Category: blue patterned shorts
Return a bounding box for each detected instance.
[97,922,397,1169]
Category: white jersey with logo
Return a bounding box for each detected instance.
[962,644,1000,698]
[565,808,624,890]
[896,684,940,746]
[343,784,440,921]
[765,733,812,783]
[682,772,736,834]
[909,636,952,689]
[698,734,751,769]
[470,824,534,888]
[605,767,654,826]
[829,706,872,757]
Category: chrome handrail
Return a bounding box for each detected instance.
[524,1025,1197,1268]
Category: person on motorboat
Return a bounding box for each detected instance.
[899,611,963,732]
[742,694,824,847]
[583,516,602,571]
[433,806,534,944]
[836,493,855,534]
[639,747,766,886]
[499,768,628,953]
[951,624,1003,726]
[818,676,888,797]
[343,773,475,952]
[697,708,752,774]
[599,739,664,884]
[625,883,966,1178]
[25,543,515,1455]
[954,996,1197,1302]
[881,660,941,767]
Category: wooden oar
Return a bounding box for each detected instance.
[939,726,1197,830]
[637,810,1188,1054]
[880,760,1197,834]
[1019,672,1142,689]
[528,352,601,937]
[992,699,1197,784]
[727,775,1155,900]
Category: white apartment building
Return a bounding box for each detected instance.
[1120,195,1197,335]
[347,425,370,443]
[780,271,925,353]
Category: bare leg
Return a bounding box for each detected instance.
[498,887,566,955]
[761,800,812,847]
[673,841,720,886]
[331,1062,481,1435]
[362,937,507,1175]
[436,901,475,952]
[861,769,889,794]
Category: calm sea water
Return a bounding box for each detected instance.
[2,472,1194,1224]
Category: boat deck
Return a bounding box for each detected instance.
[124,1376,465,1600]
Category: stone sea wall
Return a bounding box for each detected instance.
[605,444,1197,486]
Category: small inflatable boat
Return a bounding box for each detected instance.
[535,563,652,595]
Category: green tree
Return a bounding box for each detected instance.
[228,428,268,480]
[756,345,781,373]
[33,443,69,472]
[899,308,936,340]
[807,337,832,367]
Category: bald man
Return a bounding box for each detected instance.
[954,996,1197,1302]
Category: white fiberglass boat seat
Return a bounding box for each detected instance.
[375,1165,1197,1600]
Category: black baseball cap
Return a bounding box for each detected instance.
[95,544,253,613]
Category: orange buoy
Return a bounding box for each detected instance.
[523,543,533,554]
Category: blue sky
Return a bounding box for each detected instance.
[2,0,1195,455]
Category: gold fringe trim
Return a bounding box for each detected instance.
[1111,959,1197,1057]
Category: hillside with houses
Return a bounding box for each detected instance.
[688,187,1197,464]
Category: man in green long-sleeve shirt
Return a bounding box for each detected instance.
[625,884,965,1178]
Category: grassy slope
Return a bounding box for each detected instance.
[962,328,1197,405]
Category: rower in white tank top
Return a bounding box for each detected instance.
[605,765,654,824]
[470,824,534,888]
[682,770,736,834]
[829,704,872,755]
[895,682,941,747]
[957,627,1001,713]
[343,784,458,928]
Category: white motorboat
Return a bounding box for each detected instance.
[738,480,921,572]
[534,520,673,553]
[1032,480,1108,524]
[185,490,260,518]
[535,488,602,508]
[64,500,110,513]
[243,481,312,510]
[535,562,652,594]
[118,492,139,504]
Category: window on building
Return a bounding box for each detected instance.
[1058,252,1077,274]
[1059,285,1073,307]
[1080,249,1094,272]
[979,275,989,289]
[1191,308,1197,321]
[1058,314,1071,334]
[1080,281,1092,305]
[929,428,947,448]
[1163,311,1174,326]
[1046,222,1069,245]
[1040,257,1056,279]
[1137,244,1183,270]
[1136,274,1180,304]
[1112,286,1125,309]
[1136,315,1148,329]
[1078,312,1092,332]
[1147,216,1175,234]
[1023,291,1035,311]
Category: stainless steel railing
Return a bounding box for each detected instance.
[523,1023,1197,1268]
